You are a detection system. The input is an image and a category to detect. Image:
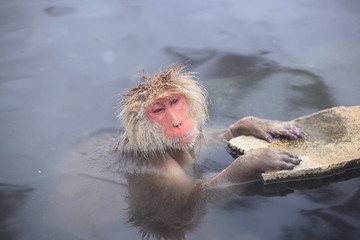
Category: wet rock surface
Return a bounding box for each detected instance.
[229,106,360,183]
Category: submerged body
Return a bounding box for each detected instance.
[114,66,305,238]
[50,66,305,239]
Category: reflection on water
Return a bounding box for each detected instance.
[43,6,76,17]
[280,185,360,240]
[40,133,360,240]
[1,0,360,239]
[125,173,205,240]
[0,184,33,240]
[124,166,360,239]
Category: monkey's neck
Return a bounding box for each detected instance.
[167,149,195,169]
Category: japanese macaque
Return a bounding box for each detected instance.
[48,65,306,240]
[116,65,305,239]
[118,65,305,185]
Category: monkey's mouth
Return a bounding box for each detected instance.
[172,129,199,146]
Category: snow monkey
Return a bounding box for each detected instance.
[118,65,305,184]
[48,66,306,240]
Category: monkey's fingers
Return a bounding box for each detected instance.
[283,156,302,165]
[285,123,306,138]
[255,126,304,143]
[271,127,304,141]
[288,125,306,138]
[260,131,274,143]
[267,130,295,141]
[279,162,296,170]
[276,149,298,158]
[277,150,302,165]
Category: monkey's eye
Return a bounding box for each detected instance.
[153,108,164,114]
[170,99,178,105]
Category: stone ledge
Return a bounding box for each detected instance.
[228,106,360,183]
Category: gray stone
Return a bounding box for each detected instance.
[228,106,360,183]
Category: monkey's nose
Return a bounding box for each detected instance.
[173,121,182,128]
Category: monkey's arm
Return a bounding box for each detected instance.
[206,148,301,186]
[221,116,305,142]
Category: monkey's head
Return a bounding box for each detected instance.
[119,66,209,155]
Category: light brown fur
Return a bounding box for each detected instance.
[118,65,209,155]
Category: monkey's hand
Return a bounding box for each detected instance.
[243,148,301,172]
[208,148,301,185]
[225,117,305,143]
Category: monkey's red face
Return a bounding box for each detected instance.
[146,94,197,146]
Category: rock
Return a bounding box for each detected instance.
[228,106,360,183]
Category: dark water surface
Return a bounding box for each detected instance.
[1,0,360,239]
